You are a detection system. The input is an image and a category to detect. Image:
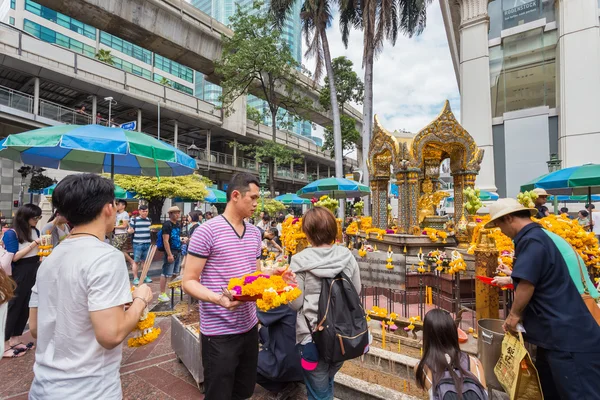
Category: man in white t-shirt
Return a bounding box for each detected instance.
[28,174,153,399]
[588,204,600,239]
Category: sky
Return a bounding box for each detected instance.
[305,3,460,139]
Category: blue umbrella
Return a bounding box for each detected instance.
[297,177,370,199]
[0,124,196,178]
[275,193,311,205]
[42,182,136,199]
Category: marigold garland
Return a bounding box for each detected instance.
[359,217,373,231]
[128,327,161,347]
[227,271,301,312]
[128,311,161,347]
[345,221,359,235]
[281,217,306,255]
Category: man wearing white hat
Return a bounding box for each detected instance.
[532,188,550,219]
[486,198,600,399]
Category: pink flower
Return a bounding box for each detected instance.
[292,218,300,225]
[386,229,394,234]
[231,286,242,295]
[310,197,318,204]
[476,218,482,223]
[244,276,259,285]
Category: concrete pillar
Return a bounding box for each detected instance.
[233,142,238,167]
[557,0,600,167]
[328,166,331,177]
[290,160,294,180]
[458,0,496,192]
[92,95,97,124]
[173,121,178,148]
[206,129,211,165]
[317,164,320,179]
[33,77,40,115]
[304,159,307,180]
[222,95,247,136]
[137,109,142,132]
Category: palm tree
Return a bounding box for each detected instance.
[95,49,115,65]
[158,77,172,87]
[339,0,431,214]
[271,0,345,218]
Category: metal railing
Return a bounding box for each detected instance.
[237,157,257,171]
[39,99,93,125]
[0,86,34,113]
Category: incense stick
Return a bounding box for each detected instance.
[138,245,156,284]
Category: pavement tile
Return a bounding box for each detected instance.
[121,371,173,400]
[120,353,176,374]
[0,371,34,398]
[160,380,203,400]
[134,366,184,390]
[4,393,29,400]
[157,359,198,387]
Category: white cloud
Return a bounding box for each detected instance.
[305,3,460,139]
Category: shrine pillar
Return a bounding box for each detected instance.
[370,178,389,229]
[452,172,477,227]
[407,169,420,232]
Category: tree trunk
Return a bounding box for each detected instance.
[270,110,277,196]
[361,44,375,217]
[321,30,345,221]
[149,198,165,224]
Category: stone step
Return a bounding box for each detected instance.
[334,372,419,400]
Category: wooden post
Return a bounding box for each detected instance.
[474,229,500,321]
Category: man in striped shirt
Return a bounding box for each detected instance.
[182,173,266,400]
[128,205,152,285]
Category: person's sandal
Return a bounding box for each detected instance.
[3,346,28,358]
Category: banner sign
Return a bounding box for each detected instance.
[503,0,540,29]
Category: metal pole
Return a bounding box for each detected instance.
[110,154,115,181]
[157,101,161,140]
[108,100,112,123]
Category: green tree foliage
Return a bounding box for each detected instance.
[114,174,209,222]
[236,140,303,167]
[95,49,114,65]
[18,166,56,191]
[159,77,172,87]
[216,1,313,194]
[318,56,364,111]
[318,57,364,157]
[323,115,360,156]
[253,199,286,219]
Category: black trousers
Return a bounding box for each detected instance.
[5,256,39,342]
[536,347,600,400]
[201,325,258,400]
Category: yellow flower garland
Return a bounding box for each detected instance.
[345,221,359,235]
[127,311,161,347]
[227,272,302,312]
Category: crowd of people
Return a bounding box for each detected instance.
[0,172,599,400]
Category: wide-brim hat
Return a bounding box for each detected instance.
[484,198,537,228]
[532,188,549,197]
[168,206,181,213]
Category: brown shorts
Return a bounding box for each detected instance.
[112,233,129,251]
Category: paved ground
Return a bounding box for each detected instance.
[0,280,305,400]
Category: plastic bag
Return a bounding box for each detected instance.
[494,332,543,400]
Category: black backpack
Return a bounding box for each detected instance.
[433,355,488,400]
[307,272,369,363]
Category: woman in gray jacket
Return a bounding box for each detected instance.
[289,207,361,400]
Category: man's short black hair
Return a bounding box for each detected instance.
[561,207,569,213]
[117,199,128,206]
[138,205,148,211]
[586,204,595,210]
[189,211,201,222]
[580,209,589,218]
[262,213,270,222]
[226,173,260,202]
[53,174,115,226]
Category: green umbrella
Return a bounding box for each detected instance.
[297,177,370,199]
[0,124,196,179]
[43,183,134,199]
[274,193,312,205]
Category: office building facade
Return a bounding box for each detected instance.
[440,0,600,197]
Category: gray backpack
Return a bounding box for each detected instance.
[433,354,488,400]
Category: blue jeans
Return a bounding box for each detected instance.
[298,345,343,400]
[161,251,181,277]
[133,242,151,263]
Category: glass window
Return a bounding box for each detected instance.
[490,28,557,117]
[9,17,15,25]
[10,0,15,9]
[99,31,152,65]
[24,19,95,58]
[153,74,194,95]
[153,55,193,83]
[489,0,555,37]
[24,0,96,39]
[112,56,152,80]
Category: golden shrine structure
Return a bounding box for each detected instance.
[367,100,484,235]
